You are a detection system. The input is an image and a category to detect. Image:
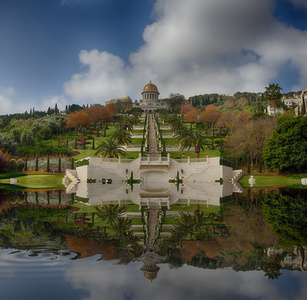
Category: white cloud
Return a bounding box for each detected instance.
[0,94,13,114]
[64,262,295,300]
[64,50,132,103]
[41,95,68,112]
[0,87,15,114]
[64,0,307,102]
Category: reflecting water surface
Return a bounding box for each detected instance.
[0,188,307,300]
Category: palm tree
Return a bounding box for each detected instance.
[121,116,138,131]
[95,138,126,158]
[111,126,132,145]
[175,128,211,158]
[265,83,283,113]
[168,115,184,134]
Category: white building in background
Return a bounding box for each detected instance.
[105,95,132,106]
[282,96,301,108]
[136,81,167,113]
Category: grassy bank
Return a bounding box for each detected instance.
[0,174,65,189]
[239,174,304,188]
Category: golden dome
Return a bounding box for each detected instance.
[142,81,159,94]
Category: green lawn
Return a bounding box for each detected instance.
[169,204,221,214]
[73,149,98,160]
[239,174,302,188]
[130,138,143,145]
[0,174,65,189]
[132,129,145,134]
[163,138,177,145]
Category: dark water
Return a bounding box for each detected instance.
[0,188,306,300]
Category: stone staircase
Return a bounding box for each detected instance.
[66,169,78,182]
[232,169,243,182]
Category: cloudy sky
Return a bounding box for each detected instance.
[1,0,307,114]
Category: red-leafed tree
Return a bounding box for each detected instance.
[104,104,117,122]
[86,105,107,128]
[184,108,200,123]
[216,110,253,133]
[180,103,195,115]
[66,110,91,133]
[199,105,221,127]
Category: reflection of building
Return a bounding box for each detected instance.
[136,81,167,113]
[66,155,242,209]
[134,251,166,281]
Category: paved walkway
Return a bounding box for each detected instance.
[147,114,159,159]
[147,202,159,250]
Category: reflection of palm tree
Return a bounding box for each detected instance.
[264,252,282,280]
[95,138,126,158]
[172,212,220,240]
[175,129,211,158]
[111,218,132,237]
[95,205,126,225]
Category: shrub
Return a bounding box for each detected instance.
[8,158,17,171]
[10,128,21,143]
[18,145,71,156]
[75,159,89,167]
[36,126,53,140]
[0,153,8,171]
[0,133,18,155]
[21,129,34,146]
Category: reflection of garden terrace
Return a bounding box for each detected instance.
[65,155,243,208]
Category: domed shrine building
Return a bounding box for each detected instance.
[136,81,167,113]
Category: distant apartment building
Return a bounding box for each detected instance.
[282,96,301,108]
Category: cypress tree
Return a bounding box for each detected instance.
[83,138,86,149]
[74,137,77,149]
[302,99,306,115]
[247,154,250,174]
[58,156,61,173]
[259,156,262,173]
[66,138,68,148]
[58,190,61,206]
[71,158,74,170]
[35,153,38,171]
[46,156,50,172]
[92,138,95,150]
[25,155,28,171]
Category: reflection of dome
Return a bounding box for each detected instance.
[142,81,159,94]
[141,266,160,281]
